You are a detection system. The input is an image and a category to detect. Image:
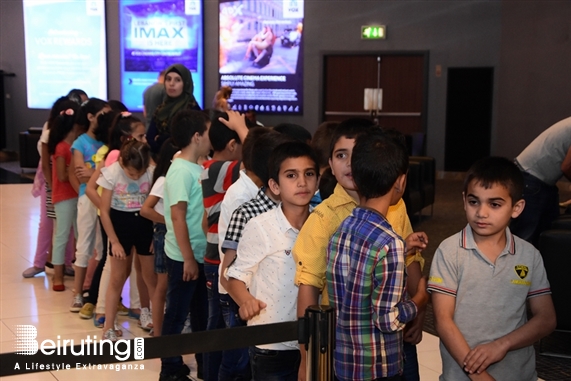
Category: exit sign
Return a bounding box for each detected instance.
[361,25,386,39]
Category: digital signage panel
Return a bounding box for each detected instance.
[23,0,107,109]
[219,0,303,114]
[119,0,204,111]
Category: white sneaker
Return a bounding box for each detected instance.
[138,307,153,331]
[103,328,118,342]
[69,294,83,312]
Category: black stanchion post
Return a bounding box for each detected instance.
[304,305,335,381]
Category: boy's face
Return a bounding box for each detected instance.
[463,179,525,240]
[329,136,357,192]
[269,156,318,208]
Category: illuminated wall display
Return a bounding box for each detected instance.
[22,0,107,109]
[219,0,304,114]
[119,0,204,111]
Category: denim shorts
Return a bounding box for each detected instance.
[153,223,167,273]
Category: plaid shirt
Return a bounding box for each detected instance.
[222,188,278,251]
[326,207,418,381]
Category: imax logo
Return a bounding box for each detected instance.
[14,325,144,361]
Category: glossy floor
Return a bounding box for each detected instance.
[0,184,543,381]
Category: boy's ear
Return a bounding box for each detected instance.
[328,158,334,175]
[268,178,281,196]
[511,199,526,219]
[87,113,95,123]
[394,173,407,195]
[226,138,237,152]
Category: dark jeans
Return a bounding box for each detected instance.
[85,218,107,304]
[510,171,559,247]
[161,257,208,378]
[401,342,419,381]
[249,347,300,381]
[219,293,251,381]
[204,263,226,381]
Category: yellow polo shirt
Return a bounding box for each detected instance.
[293,183,423,305]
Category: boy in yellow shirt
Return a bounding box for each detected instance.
[293,119,427,381]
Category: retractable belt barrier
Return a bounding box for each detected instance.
[0,305,335,379]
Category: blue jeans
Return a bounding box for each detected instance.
[219,293,251,381]
[249,347,300,381]
[401,342,419,381]
[510,171,559,247]
[160,257,208,378]
[204,263,226,381]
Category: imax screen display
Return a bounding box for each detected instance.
[120,0,204,111]
[23,0,107,109]
[219,0,303,114]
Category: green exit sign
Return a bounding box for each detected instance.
[361,25,386,39]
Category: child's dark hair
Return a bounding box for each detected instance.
[311,121,339,169]
[251,131,292,187]
[268,141,319,185]
[242,126,269,171]
[75,98,108,131]
[107,112,143,154]
[120,140,151,173]
[318,167,337,201]
[94,110,119,144]
[273,123,312,143]
[47,97,79,131]
[329,118,377,158]
[47,104,80,155]
[108,100,128,112]
[463,156,524,204]
[171,110,209,148]
[67,89,87,104]
[209,110,241,152]
[152,138,179,186]
[352,130,409,200]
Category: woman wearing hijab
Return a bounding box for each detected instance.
[147,64,201,153]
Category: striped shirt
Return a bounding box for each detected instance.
[201,159,241,264]
[326,207,418,381]
[222,188,278,251]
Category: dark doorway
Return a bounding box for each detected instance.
[444,67,493,171]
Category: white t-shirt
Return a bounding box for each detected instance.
[38,122,49,156]
[217,170,259,294]
[149,176,165,216]
[97,161,154,212]
[226,204,299,351]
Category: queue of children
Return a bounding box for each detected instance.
[22,63,556,381]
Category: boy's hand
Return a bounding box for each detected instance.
[111,241,126,259]
[239,298,267,320]
[463,340,508,375]
[75,166,93,179]
[182,258,199,282]
[218,110,248,133]
[411,276,429,310]
[404,315,423,345]
[469,371,496,381]
[405,232,428,255]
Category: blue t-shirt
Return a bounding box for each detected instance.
[71,133,104,197]
[164,158,206,263]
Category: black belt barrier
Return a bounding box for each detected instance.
[0,305,335,379]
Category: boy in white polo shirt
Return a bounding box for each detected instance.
[428,157,556,381]
[226,141,319,381]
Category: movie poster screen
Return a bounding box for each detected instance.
[119,0,204,111]
[219,0,303,114]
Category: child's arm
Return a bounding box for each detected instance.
[73,150,94,183]
[85,163,103,209]
[41,143,52,189]
[99,188,126,259]
[463,294,555,375]
[68,161,80,193]
[171,201,199,281]
[226,277,267,321]
[141,195,165,224]
[55,156,69,183]
[433,292,496,381]
[403,231,429,344]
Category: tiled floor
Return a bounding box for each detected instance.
[0,184,543,380]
